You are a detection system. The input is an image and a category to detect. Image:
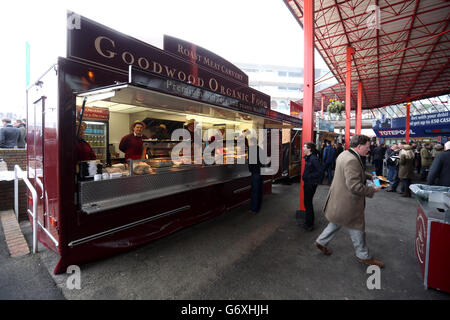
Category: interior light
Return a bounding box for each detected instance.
[186,114,242,125]
[85,91,116,103]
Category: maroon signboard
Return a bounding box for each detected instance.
[76,106,109,121]
[163,35,248,86]
[67,12,269,110]
[290,101,302,119]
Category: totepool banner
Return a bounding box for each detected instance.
[372,111,450,138]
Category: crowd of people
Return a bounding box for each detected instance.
[300,135,450,269]
[0,118,27,149]
[384,141,450,196]
[317,140,343,186]
[314,139,449,194]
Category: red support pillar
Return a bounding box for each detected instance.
[356,82,362,134]
[405,100,411,143]
[299,0,314,212]
[345,46,355,149]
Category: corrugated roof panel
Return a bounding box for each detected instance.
[284,0,450,110]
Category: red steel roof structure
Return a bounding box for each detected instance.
[284,0,450,111]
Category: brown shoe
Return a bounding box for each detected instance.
[315,241,332,255]
[247,210,257,214]
[356,257,385,268]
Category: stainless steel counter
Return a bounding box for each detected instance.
[78,164,251,214]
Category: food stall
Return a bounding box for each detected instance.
[25,12,302,274]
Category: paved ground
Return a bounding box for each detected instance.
[0,219,64,300]
[1,166,449,300]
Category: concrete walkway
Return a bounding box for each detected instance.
[1,171,449,300]
[0,216,64,300]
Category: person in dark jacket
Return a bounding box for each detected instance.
[335,142,344,159]
[0,118,20,148]
[302,142,323,231]
[386,144,400,192]
[427,141,450,187]
[385,144,398,182]
[369,142,376,164]
[321,140,336,185]
[373,143,386,176]
[414,144,422,174]
[319,142,326,163]
[14,119,26,148]
[248,137,263,214]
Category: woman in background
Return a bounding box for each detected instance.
[398,143,415,197]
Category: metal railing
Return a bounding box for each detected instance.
[14,165,59,253]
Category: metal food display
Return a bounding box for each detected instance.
[79,164,251,215]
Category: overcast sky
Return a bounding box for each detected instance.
[0,0,330,117]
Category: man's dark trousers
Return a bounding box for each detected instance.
[390,167,404,192]
[374,159,383,176]
[304,183,318,227]
[250,171,263,212]
[322,163,333,184]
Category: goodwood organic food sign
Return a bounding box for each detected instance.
[66,11,269,109]
[163,35,248,86]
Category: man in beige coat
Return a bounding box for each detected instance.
[314,135,384,268]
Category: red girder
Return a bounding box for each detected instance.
[350,59,447,78]
[313,81,450,111]
[315,5,449,46]
[323,29,450,84]
[318,41,448,81]
[376,0,381,106]
[316,21,449,55]
[350,46,449,67]
[383,0,415,17]
[418,60,450,94]
[314,55,447,87]
[372,88,450,109]
[283,0,346,83]
[333,0,370,106]
[314,0,413,15]
[345,73,447,91]
[405,18,450,97]
[287,0,450,110]
[314,70,449,102]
